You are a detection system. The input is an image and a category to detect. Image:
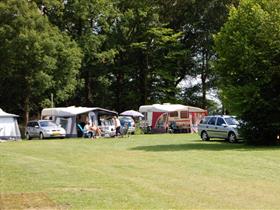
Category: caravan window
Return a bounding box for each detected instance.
[180,111,189,118]
[169,111,178,117]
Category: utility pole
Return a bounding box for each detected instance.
[51,93,54,108]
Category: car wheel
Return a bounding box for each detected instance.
[228,132,237,143]
[201,131,210,141]
[39,132,44,140]
[26,133,31,140]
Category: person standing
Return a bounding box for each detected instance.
[114,116,121,136]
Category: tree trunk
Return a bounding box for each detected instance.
[201,51,207,109]
[23,96,30,127]
[84,69,94,106]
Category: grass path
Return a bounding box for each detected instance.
[1,134,280,209]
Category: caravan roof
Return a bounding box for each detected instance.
[139,104,206,113]
[41,106,118,117]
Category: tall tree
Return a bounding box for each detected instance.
[107,0,192,111]
[157,0,239,109]
[215,0,280,145]
[0,0,82,124]
[35,0,118,108]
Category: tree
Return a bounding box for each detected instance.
[157,0,239,109]
[0,0,82,124]
[106,0,192,111]
[214,0,280,145]
[35,0,118,108]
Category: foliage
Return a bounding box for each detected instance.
[214,0,280,145]
[0,0,82,123]
[157,0,239,108]
[0,0,239,120]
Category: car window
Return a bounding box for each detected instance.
[34,122,39,127]
[27,122,33,127]
[216,117,226,126]
[208,117,217,125]
[200,117,210,124]
[225,117,239,125]
[39,121,57,127]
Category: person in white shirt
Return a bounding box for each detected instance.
[114,116,121,136]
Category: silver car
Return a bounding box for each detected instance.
[26,120,66,140]
[198,115,241,143]
[119,116,136,134]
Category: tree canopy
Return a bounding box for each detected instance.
[0,0,237,123]
[0,0,82,123]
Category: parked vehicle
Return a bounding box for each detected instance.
[25,120,66,140]
[119,116,135,134]
[100,118,116,137]
[198,115,241,143]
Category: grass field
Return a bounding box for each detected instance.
[1,134,280,209]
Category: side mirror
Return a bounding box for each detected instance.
[221,123,228,127]
[35,125,39,128]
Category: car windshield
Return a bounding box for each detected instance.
[39,121,57,127]
[224,117,239,125]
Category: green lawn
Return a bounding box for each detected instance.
[1,134,280,209]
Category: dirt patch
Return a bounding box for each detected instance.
[0,192,60,210]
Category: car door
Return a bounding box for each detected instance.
[33,121,40,137]
[206,117,217,137]
[215,117,228,138]
[28,122,35,137]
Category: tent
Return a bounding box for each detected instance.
[139,103,207,133]
[41,106,118,137]
[0,109,21,140]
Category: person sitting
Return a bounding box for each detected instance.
[84,121,102,138]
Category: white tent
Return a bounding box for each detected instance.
[41,106,118,137]
[0,109,21,140]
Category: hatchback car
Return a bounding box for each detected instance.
[26,120,66,140]
[198,115,241,143]
[119,116,136,134]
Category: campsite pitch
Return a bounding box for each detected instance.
[1,134,280,209]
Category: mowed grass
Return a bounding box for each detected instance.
[1,134,280,209]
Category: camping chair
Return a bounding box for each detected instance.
[77,124,95,138]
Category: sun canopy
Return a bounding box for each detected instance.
[120,110,144,117]
[41,106,118,117]
[139,104,206,113]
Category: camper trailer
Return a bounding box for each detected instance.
[41,106,117,137]
[139,104,207,134]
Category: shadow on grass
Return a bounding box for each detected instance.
[130,140,280,152]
